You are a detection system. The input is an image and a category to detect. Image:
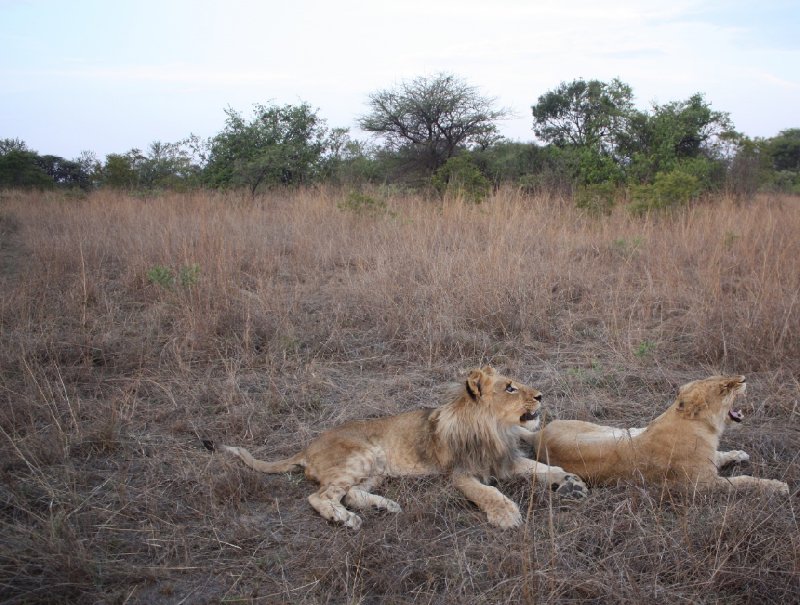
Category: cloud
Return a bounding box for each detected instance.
[758,73,800,90]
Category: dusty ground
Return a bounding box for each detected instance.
[0,188,798,604]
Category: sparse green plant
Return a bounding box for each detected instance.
[179,263,201,287]
[612,236,644,257]
[567,360,610,388]
[634,340,656,358]
[147,263,200,289]
[146,264,175,288]
[723,231,740,247]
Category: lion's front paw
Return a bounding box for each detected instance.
[729,450,750,464]
[485,500,522,528]
[718,450,750,467]
[551,474,589,501]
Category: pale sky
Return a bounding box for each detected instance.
[2,0,799,160]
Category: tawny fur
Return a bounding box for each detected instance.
[525,375,789,494]
[225,367,588,530]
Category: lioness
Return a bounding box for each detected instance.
[225,366,588,529]
[524,375,789,494]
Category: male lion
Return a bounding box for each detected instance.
[224,366,588,530]
[524,375,789,494]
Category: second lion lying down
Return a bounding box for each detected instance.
[522,375,789,494]
[225,366,587,530]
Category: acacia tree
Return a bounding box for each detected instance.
[359,73,508,175]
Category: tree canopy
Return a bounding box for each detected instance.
[359,73,508,176]
[203,102,330,194]
[767,128,800,171]
[531,78,634,154]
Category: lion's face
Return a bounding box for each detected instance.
[465,366,543,429]
[674,375,747,425]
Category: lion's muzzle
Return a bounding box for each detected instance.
[520,409,540,423]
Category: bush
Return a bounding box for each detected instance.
[471,142,546,186]
[575,182,617,215]
[337,190,389,217]
[432,155,491,203]
[146,265,175,288]
[763,170,800,194]
[628,168,701,214]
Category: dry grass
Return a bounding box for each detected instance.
[0,187,798,604]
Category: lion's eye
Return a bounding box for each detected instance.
[505,384,518,394]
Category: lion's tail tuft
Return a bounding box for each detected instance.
[223,445,306,473]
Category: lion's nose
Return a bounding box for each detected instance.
[534,394,542,402]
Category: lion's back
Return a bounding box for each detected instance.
[303,409,437,481]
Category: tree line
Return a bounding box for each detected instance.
[2,73,798,209]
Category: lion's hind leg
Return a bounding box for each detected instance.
[308,484,363,530]
[305,449,387,529]
[345,486,402,513]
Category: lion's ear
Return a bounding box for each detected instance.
[466,369,487,400]
[719,378,743,394]
[676,396,704,418]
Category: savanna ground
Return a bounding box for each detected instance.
[0,187,798,604]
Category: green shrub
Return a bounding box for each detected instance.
[634,340,656,358]
[146,265,175,288]
[179,264,200,287]
[575,182,617,215]
[147,264,201,289]
[337,190,388,217]
[628,168,701,214]
[763,170,800,194]
[432,155,491,203]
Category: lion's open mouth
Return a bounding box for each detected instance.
[729,409,744,422]
[520,409,540,423]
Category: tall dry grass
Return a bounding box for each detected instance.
[0,187,797,603]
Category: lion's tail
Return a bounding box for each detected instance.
[223,445,306,474]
